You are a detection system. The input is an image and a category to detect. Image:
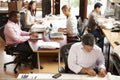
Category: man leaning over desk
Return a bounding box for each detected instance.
[68,33,106,77]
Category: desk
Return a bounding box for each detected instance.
[17,72,120,80]
[101,25,120,75]
[101,28,120,48]
[29,15,67,72]
[29,32,67,72]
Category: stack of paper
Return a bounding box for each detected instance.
[102,22,114,29]
[30,24,46,32]
[113,45,120,60]
[38,42,60,49]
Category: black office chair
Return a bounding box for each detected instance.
[20,12,29,31]
[0,26,31,74]
[59,42,75,73]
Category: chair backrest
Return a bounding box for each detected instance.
[0,25,17,55]
[81,19,88,35]
[77,17,82,29]
[20,12,26,30]
[0,26,5,41]
[60,42,75,73]
[77,18,88,37]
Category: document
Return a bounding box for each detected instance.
[38,42,60,49]
[17,72,120,80]
[102,22,114,29]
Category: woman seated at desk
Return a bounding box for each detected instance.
[26,1,40,30]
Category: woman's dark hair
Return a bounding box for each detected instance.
[94,2,102,9]
[82,33,95,46]
[9,11,19,19]
[28,1,36,16]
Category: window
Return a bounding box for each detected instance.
[87,0,107,17]
[60,0,80,16]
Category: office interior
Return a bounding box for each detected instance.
[0,0,120,79]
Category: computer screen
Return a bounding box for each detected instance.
[114,4,120,20]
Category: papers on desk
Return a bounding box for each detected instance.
[17,72,120,80]
[113,45,120,60]
[30,24,46,32]
[37,41,60,49]
[102,22,114,29]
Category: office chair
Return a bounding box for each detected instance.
[0,26,31,74]
[59,42,75,73]
[77,18,88,41]
[20,12,29,31]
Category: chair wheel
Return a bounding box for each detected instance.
[14,70,18,74]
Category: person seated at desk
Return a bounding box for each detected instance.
[87,2,104,51]
[68,33,106,77]
[61,5,78,43]
[26,1,40,29]
[4,11,39,69]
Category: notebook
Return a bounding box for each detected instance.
[50,32,64,39]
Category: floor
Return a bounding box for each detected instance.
[0,37,62,78]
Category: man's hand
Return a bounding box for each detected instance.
[98,68,106,77]
[87,69,96,76]
[80,68,96,76]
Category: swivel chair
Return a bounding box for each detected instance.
[59,42,75,73]
[0,26,31,74]
[77,18,88,41]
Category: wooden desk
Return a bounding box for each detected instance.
[29,32,67,72]
[102,28,120,48]
[101,26,120,75]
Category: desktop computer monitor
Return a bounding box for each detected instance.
[114,4,120,20]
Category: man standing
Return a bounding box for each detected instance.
[68,33,106,77]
